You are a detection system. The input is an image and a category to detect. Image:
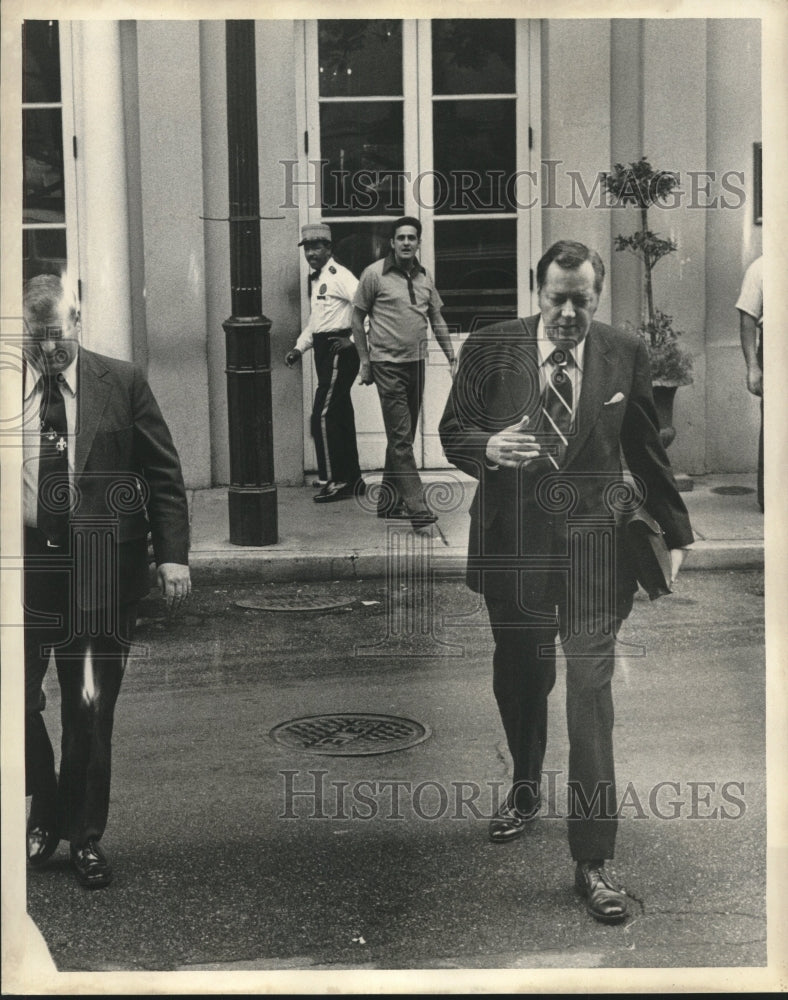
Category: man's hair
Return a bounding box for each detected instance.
[391,216,422,239]
[536,240,605,295]
[23,274,79,333]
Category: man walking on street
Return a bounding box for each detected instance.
[23,274,191,888]
[286,223,365,503]
[352,216,456,530]
[440,240,693,924]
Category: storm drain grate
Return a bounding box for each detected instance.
[236,593,354,612]
[710,485,755,496]
[269,713,431,756]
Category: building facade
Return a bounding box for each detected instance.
[22,17,763,488]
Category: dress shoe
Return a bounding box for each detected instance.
[574,861,629,923]
[311,478,328,488]
[71,839,113,889]
[314,481,354,503]
[377,500,409,519]
[409,509,438,532]
[27,825,59,867]
[488,796,541,843]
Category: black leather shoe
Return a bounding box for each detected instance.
[488,796,541,843]
[71,839,113,889]
[575,861,629,923]
[378,500,409,519]
[314,481,353,503]
[409,509,438,532]
[27,825,59,868]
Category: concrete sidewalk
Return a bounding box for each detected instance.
[186,472,764,583]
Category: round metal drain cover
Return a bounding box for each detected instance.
[710,485,755,496]
[270,713,431,756]
[235,593,354,612]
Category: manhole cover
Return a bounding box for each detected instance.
[269,713,431,756]
[710,485,755,496]
[235,594,354,612]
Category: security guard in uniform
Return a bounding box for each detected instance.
[286,223,365,502]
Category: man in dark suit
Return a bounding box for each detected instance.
[439,240,693,923]
[23,274,191,888]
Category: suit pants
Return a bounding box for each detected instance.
[24,530,136,848]
[485,594,621,861]
[371,359,425,512]
[311,332,362,486]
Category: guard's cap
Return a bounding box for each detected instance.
[298,223,332,246]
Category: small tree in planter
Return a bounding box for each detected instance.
[603,158,694,390]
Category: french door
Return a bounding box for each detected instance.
[297,18,540,470]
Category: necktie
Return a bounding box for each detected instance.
[540,347,574,469]
[308,270,321,295]
[37,374,70,546]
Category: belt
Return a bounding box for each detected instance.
[313,328,352,337]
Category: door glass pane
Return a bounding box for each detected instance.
[23,108,65,223]
[318,20,402,97]
[432,99,515,214]
[320,102,404,216]
[23,228,67,282]
[326,222,392,278]
[23,20,61,103]
[434,219,517,334]
[432,20,515,95]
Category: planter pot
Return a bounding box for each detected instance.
[652,383,694,492]
[652,384,678,449]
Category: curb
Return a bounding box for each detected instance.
[188,541,763,585]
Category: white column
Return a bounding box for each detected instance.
[71,21,133,361]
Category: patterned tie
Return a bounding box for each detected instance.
[540,347,574,469]
[37,373,70,546]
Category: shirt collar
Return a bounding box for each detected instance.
[536,318,585,371]
[24,350,79,400]
[382,252,426,277]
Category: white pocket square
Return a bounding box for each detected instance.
[604,392,625,406]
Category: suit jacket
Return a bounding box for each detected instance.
[439,316,694,616]
[68,347,189,607]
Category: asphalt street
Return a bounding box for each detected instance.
[25,569,766,974]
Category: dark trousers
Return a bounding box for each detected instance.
[485,595,621,861]
[371,359,425,512]
[24,532,136,847]
[311,333,362,486]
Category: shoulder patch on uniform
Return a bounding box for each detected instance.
[329,265,337,274]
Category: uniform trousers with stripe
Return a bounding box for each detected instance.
[24,528,137,848]
[310,330,362,486]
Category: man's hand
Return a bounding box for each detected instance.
[329,336,353,356]
[485,415,541,468]
[746,364,763,397]
[358,359,374,385]
[449,355,459,380]
[157,562,191,611]
[285,349,302,368]
[669,548,688,586]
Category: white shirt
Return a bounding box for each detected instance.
[23,353,78,527]
[536,317,586,414]
[295,257,359,354]
[735,255,763,326]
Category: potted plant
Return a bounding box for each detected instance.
[603,158,694,449]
